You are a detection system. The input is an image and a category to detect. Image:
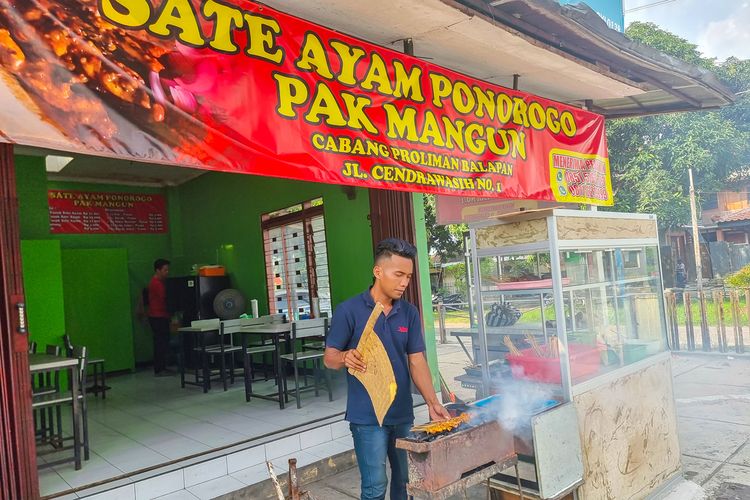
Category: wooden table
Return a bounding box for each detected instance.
[239,323,291,409]
[177,324,220,392]
[29,354,82,470]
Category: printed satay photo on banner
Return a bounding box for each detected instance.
[0,0,612,204]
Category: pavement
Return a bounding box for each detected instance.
[302,349,750,500]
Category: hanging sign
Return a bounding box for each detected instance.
[0,0,612,204]
[48,190,168,234]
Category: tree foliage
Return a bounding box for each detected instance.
[423,194,467,262]
[605,22,750,231]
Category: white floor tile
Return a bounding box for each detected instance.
[183,457,227,488]
[38,468,72,497]
[231,462,275,486]
[154,490,200,500]
[227,446,266,474]
[147,437,211,460]
[271,450,319,471]
[330,420,350,439]
[304,440,354,460]
[38,368,347,497]
[299,425,333,449]
[81,483,135,500]
[334,435,354,449]
[209,413,282,437]
[186,476,246,500]
[134,470,184,500]
[265,434,301,460]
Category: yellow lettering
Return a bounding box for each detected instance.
[305,82,347,127]
[442,117,465,151]
[243,14,283,64]
[296,32,333,78]
[329,41,366,86]
[465,123,486,155]
[383,105,419,141]
[560,111,577,137]
[312,133,325,149]
[452,81,475,114]
[511,97,530,128]
[100,0,151,27]
[430,73,452,107]
[149,0,206,47]
[274,73,309,118]
[202,0,244,53]
[496,93,513,124]
[418,111,446,147]
[340,93,377,134]
[509,130,527,159]
[360,54,393,95]
[528,102,545,130]
[474,87,495,120]
[546,108,561,134]
[487,129,510,156]
[392,61,424,102]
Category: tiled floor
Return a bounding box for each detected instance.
[38,369,348,497]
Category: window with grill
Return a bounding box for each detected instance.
[262,198,331,319]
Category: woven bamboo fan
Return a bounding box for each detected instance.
[349,302,397,426]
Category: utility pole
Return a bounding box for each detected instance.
[688,168,711,349]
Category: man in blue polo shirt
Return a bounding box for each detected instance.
[324,238,450,500]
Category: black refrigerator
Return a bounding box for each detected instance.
[166,275,231,326]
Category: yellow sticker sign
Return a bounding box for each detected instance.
[549,149,613,205]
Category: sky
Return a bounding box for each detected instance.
[623,0,750,61]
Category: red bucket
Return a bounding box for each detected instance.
[506,343,602,384]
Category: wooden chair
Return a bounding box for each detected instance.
[280,318,333,409]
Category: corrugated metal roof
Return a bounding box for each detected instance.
[453,0,735,117]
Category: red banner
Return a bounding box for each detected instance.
[48,190,167,234]
[0,0,612,204]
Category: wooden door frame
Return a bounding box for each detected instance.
[368,189,423,314]
[0,143,38,499]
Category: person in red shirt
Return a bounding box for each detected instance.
[148,258,170,376]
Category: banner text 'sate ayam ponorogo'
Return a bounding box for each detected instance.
[0,0,612,204]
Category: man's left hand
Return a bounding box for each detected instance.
[428,401,451,421]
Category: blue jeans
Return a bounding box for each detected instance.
[350,423,411,500]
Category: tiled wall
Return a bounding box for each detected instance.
[78,419,355,500]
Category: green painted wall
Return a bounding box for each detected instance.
[174,173,374,313]
[413,194,439,389]
[20,240,66,350]
[15,155,171,364]
[61,249,135,372]
[15,154,434,383]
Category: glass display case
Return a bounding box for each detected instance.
[467,209,668,399]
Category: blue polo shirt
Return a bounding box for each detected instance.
[327,289,426,425]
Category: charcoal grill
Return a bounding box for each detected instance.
[396,419,523,500]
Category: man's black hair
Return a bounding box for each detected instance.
[374,238,417,264]
[154,258,170,271]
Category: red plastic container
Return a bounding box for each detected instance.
[506,343,602,383]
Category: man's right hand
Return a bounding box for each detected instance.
[343,349,367,372]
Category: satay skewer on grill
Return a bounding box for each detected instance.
[411,413,472,435]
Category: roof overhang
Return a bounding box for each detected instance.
[261,0,734,117]
[456,0,736,116]
[7,0,735,187]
